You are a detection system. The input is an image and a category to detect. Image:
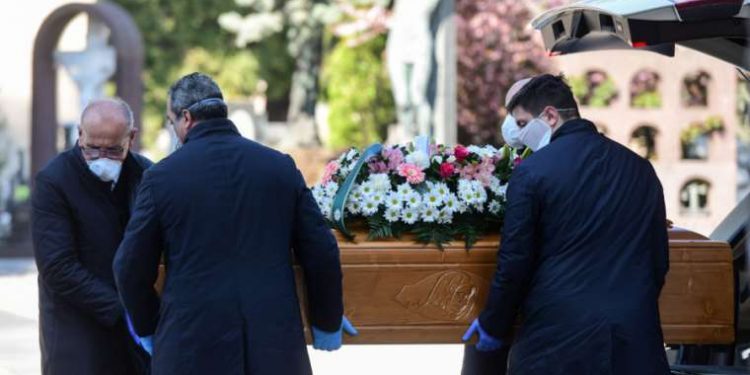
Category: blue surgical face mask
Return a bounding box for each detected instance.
[501,115,524,149]
[87,158,123,183]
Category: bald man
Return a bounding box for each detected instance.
[32,99,152,375]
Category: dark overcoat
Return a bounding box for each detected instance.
[32,146,152,374]
[480,119,670,375]
[114,119,343,375]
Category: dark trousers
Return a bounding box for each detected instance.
[461,344,509,375]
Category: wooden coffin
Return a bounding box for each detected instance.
[293,227,734,345]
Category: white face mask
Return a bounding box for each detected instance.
[87,158,123,183]
[519,116,552,152]
[501,115,524,149]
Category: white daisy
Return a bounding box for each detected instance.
[423,190,444,207]
[347,200,362,215]
[385,208,401,223]
[385,192,402,210]
[437,208,454,224]
[401,208,419,224]
[404,191,423,209]
[361,197,380,216]
[443,193,460,213]
[371,192,385,206]
[488,200,502,214]
[421,205,438,222]
[433,182,450,198]
[360,181,376,197]
[324,182,339,197]
[396,183,413,199]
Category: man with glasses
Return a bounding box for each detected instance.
[114,72,353,375]
[32,98,152,374]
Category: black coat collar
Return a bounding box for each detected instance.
[184,118,240,144]
[551,118,598,142]
[71,146,149,192]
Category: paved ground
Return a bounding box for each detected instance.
[0,258,464,375]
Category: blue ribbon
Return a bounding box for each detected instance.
[331,143,383,240]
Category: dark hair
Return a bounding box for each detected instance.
[168,72,227,121]
[507,74,580,119]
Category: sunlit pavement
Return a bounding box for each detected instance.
[0,258,463,375]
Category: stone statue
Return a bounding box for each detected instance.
[54,18,116,146]
[386,0,442,140]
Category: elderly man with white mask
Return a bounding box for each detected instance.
[32,98,152,375]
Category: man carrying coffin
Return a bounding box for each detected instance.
[32,99,151,374]
[113,72,356,375]
[463,74,670,374]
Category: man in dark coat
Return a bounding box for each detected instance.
[113,73,353,375]
[32,99,152,374]
[463,74,670,374]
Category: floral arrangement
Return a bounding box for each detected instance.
[569,70,619,108]
[311,141,529,249]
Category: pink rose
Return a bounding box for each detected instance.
[439,162,456,179]
[322,161,340,184]
[398,163,426,184]
[454,145,470,162]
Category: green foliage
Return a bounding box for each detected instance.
[321,35,395,149]
[113,0,295,151]
[681,116,725,143]
[569,73,618,108]
[632,91,662,109]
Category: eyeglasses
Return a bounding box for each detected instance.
[81,145,127,160]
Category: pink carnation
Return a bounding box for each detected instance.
[398,163,426,184]
[382,147,405,171]
[454,145,470,162]
[322,161,339,184]
[439,162,456,179]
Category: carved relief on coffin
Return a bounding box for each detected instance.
[395,270,482,321]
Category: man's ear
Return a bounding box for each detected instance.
[128,128,138,148]
[182,110,197,132]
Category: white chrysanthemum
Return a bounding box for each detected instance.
[421,205,438,223]
[458,181,476,204]
[432,155,443,164]
[405,150,430,170]
[345,148,358,161]
[361,197,380,216]
[432,182,450,198]
[437,208,454,224]
[443,193,460,213]
[360,181,376,197]
[404,191,423,209]
[324,182,339,197]
[401,208,419,224]
[312,185,326,202]
[368,173,391,192]
[447,155,457,163]
[423,190,444,207]
[350,185,364,203]
[347,200,362,215]
[385,208,401,223]
[396,183,413,199]
[488,200,502,214]
[371,192,385,206]
[385,192,402,210]
[468,145,498,158]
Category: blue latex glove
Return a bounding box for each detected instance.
[462,318,504,352]
[125,311,154,356]
[312,316,358,351]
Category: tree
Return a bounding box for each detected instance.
[220,0,341,145]
[113,0,294,149]
[456,0,561,145]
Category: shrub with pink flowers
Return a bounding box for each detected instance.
[312,141,529,249]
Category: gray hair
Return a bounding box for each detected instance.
[80,98,134,130]
[168,72,227,121]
